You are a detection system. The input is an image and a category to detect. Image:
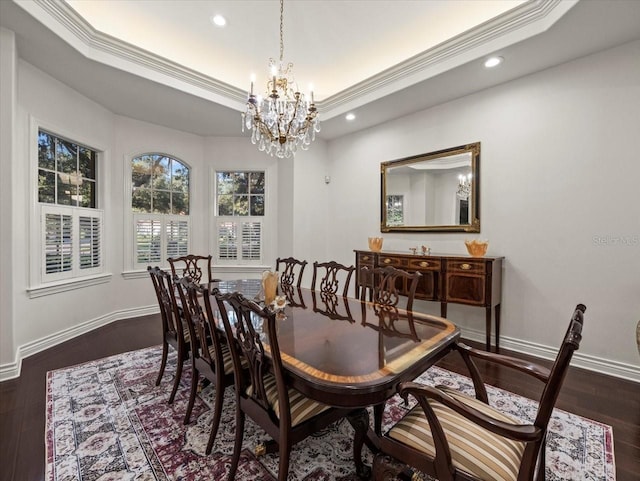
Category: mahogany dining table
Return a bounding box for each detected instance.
[205,279,461,478]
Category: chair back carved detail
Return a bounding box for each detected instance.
[360,265,422,311]
[311,260,355,297]
[168,254,213,284]
[276,256,308,288]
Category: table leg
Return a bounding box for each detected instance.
[347,408,373,479]
[440,302,447,318]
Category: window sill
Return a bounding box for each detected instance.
[122,270,151,280]
[27,273,112,299]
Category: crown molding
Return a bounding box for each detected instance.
[18,0,247,110]
[15,0,577,119]
[320,0,577,117]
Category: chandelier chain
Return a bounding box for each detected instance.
[279,0,284,62]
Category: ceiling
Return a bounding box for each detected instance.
[2,0,640,140]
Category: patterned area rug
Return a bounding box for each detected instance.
[46,346,615,481]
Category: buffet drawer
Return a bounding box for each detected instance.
[379,255,406,268]
[446,259,486,274]
[407,258,441,271]
[356,252,375,266]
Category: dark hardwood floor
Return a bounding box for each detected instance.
[1,314,638,481]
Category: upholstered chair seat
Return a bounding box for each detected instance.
[388,386,526,481]
[249,374,332,426]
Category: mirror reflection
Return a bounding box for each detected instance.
[381,142,480,232]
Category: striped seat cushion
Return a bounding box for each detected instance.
[247,374,332,427]
[206,343,235,375]
[388,386,526,481]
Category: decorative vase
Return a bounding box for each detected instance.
[368,237,384,252]
[262,270,278,305]
[465,239,488,257]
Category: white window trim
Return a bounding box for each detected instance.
[28,116,110,293]
[123,151,193,275]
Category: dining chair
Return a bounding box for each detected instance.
[213,290,354,481]
[147,266,191,404]
[275,256,307,289]
[372,304,586,481]
[168,254,214,284]
[360,265,422,311]
[311,260,356,297]
[174,277,236,452]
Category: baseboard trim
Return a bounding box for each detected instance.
[461,327,640,383]
[0,305,158,382]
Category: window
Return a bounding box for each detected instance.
[38,130,97,208]
[215,171,264,263]
[386,194,404,226]
[132,154,190,268]
[37,130,103,282]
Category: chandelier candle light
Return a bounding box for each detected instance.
[457,172,472,200]
[241,0,320,158]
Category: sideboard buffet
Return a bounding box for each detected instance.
[354,250,503,351]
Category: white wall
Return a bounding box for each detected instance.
[325,40,640,376]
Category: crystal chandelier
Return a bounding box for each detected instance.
[241,0,320,158]
[457,173,472,200]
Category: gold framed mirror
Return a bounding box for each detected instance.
[381,142,480,233]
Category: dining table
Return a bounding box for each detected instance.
[205,279,461,478]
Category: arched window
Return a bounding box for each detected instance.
[131,154,190,268]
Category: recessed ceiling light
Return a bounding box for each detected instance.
[211,14,226,27]
[484,56,503,68]
[345,113,356,121]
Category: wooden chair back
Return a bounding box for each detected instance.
[175,277,226,371]
[216,291,287,415]
[147,266,190,403]
[148,266,176,339]
[168,254,213,284]
[276,256,307,288]
[175,277,235,443]
[360,265,422,311]
[311,260,356,297]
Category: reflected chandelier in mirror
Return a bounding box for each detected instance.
[380,142,480,233]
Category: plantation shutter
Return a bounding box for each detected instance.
[217,221,237,260]
[134,214,189,268]
[44,212,73,276]
[135,218,162,266]
[79,215,101,270]
[41,206,104,281]
[216,219,262,262]
[166,218,189,258]
[241,221,261,260]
